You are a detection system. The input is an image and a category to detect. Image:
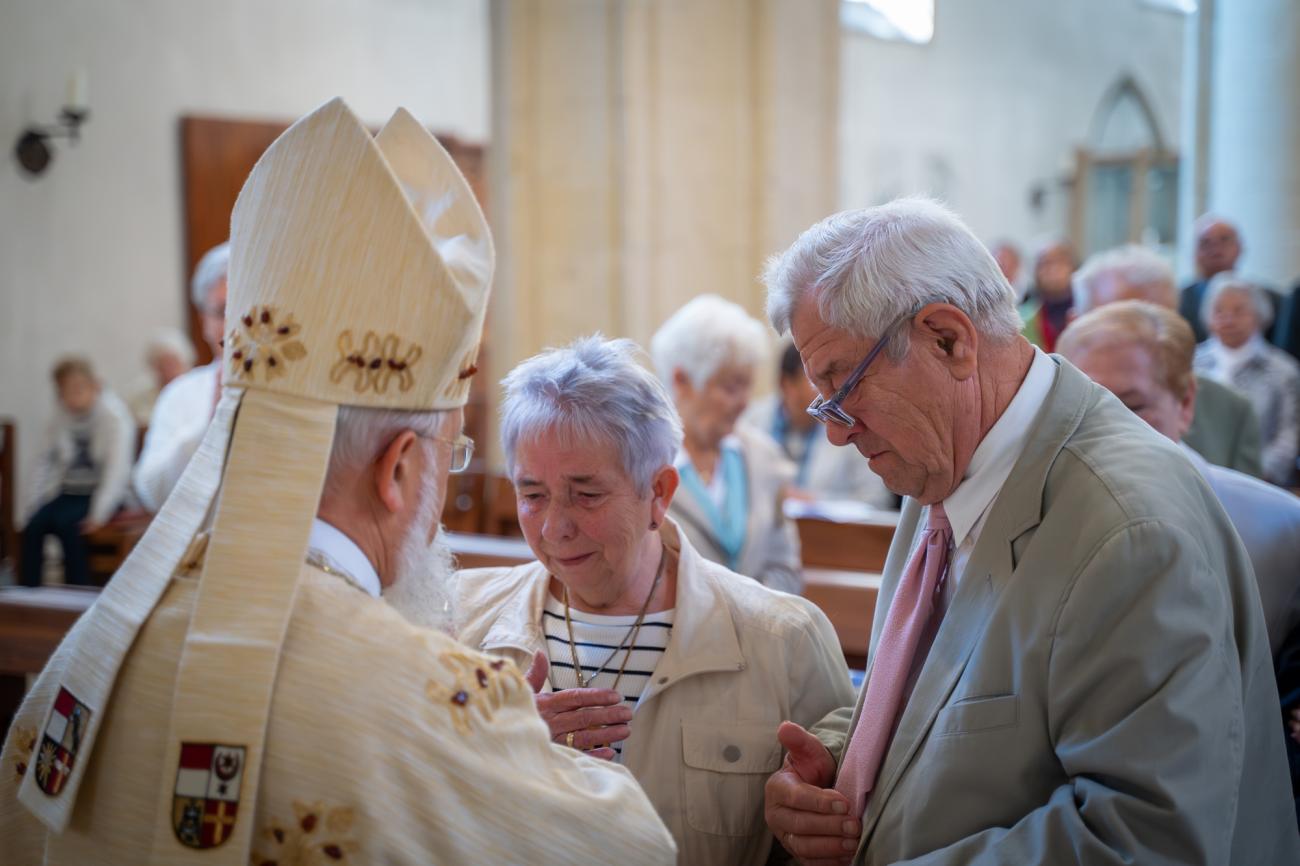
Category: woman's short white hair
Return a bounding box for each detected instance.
[501,336,684,497]
[649,294,770,389]
[1201,272,1274,331]
[762,197,1021,358]
[1071,245,1176,315]
[190,241,230,310]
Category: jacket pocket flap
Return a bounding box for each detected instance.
[681,722,782,774]
[933,693,1018,737]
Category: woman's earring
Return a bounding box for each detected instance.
[649,519,660,530]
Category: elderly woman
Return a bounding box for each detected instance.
[1195,272,1300,485]
[649,294,803,593]
[456,336,853,866]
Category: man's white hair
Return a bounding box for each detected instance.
[1071,244,1177,315]
[649,294,770,389]
[190,241,231,310]
[146,327,196,366]
[762,197,1021,358]
[1193,212,1240,242]
[1201,272,1274,331]
[502,335,683,497]
[328,405,449,480]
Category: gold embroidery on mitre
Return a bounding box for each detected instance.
[251,800,359,865]
[425,652,524,734]
[226,306,307,383]
[10,725,37,780]
[329,330,423,395]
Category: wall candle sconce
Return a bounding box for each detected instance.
[14,70,91,177]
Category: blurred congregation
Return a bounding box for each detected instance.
[2,1,1300,864]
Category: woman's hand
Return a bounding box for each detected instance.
[525,651,633,761]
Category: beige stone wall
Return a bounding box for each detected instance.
[488,0,839,391]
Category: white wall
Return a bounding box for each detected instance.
[0,0,489,511]
[839,0,1185,254]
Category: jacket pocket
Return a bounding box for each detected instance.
[681,722,782,837]
[932,693,1018,738]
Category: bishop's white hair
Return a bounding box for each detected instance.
[327,406,449,481]
[649,294,770,389]
[762,197,1021,359]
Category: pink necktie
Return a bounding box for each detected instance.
[834,503,952,818]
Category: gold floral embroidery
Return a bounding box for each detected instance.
[10,726,36,780]
[426,652,524,734]
[226,306,307,383]
[250,800,359,865]
[329,331,422,394]
[34,740,57,787]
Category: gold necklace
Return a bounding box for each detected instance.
[561,544,667,692]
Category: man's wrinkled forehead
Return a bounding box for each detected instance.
[789,296,864,387]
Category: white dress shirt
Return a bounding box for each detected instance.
[306,518,381,598]
[132,362,219,512]
[933,348,1056,588]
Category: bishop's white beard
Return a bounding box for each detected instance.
[382,476,458,636]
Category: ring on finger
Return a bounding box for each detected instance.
[565,731,576,749]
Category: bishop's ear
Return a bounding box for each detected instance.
[374,429,421,515]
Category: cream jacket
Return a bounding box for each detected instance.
[1,561,677,865]
[455,519,854,866]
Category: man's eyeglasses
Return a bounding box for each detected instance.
[806,333,894,428]
[419,433,475,474]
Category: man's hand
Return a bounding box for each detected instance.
[765,721,859,866]
[79,518,103,535]
[1288,708,1300,744]
[524,651,632,761]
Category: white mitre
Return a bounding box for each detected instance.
[16,98,493,863]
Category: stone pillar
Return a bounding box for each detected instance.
[488,0,840,393]
[1204,0,1300,285]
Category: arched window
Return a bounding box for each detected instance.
[1071,76,1179,257]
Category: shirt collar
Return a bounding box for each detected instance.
[307,517,382,598]
[941,348,1056,547]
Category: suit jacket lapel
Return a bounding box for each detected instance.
[856,358,1096,850]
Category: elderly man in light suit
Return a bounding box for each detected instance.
[760,198,1298,865]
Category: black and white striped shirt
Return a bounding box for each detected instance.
[542,593,674,759]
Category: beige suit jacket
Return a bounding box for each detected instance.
[1,563,676,864]
[455,519,854,866]
[669,426,803,594]
[813,358,1299,865]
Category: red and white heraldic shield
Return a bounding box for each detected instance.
[34,686,92,797]
[171,742,247,849]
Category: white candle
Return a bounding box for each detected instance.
[67,69,88,109]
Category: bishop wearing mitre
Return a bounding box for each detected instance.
[0,98,676,865]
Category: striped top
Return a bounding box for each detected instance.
[542,592,674,759]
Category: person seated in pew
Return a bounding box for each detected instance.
[1194,272,1300,487]
[124,328,194,427]
[1058,300,1300,657]
[20,357,134,587]
[456,335,853,866]
[1072,243,1265,478]
[131,241,227,512]
[743,341,897,510]
[650,294,804,593]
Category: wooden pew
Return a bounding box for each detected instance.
[802,567,879,669]
[446,532,533,569]
[0,586,98,734]
[794,509,897,573]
